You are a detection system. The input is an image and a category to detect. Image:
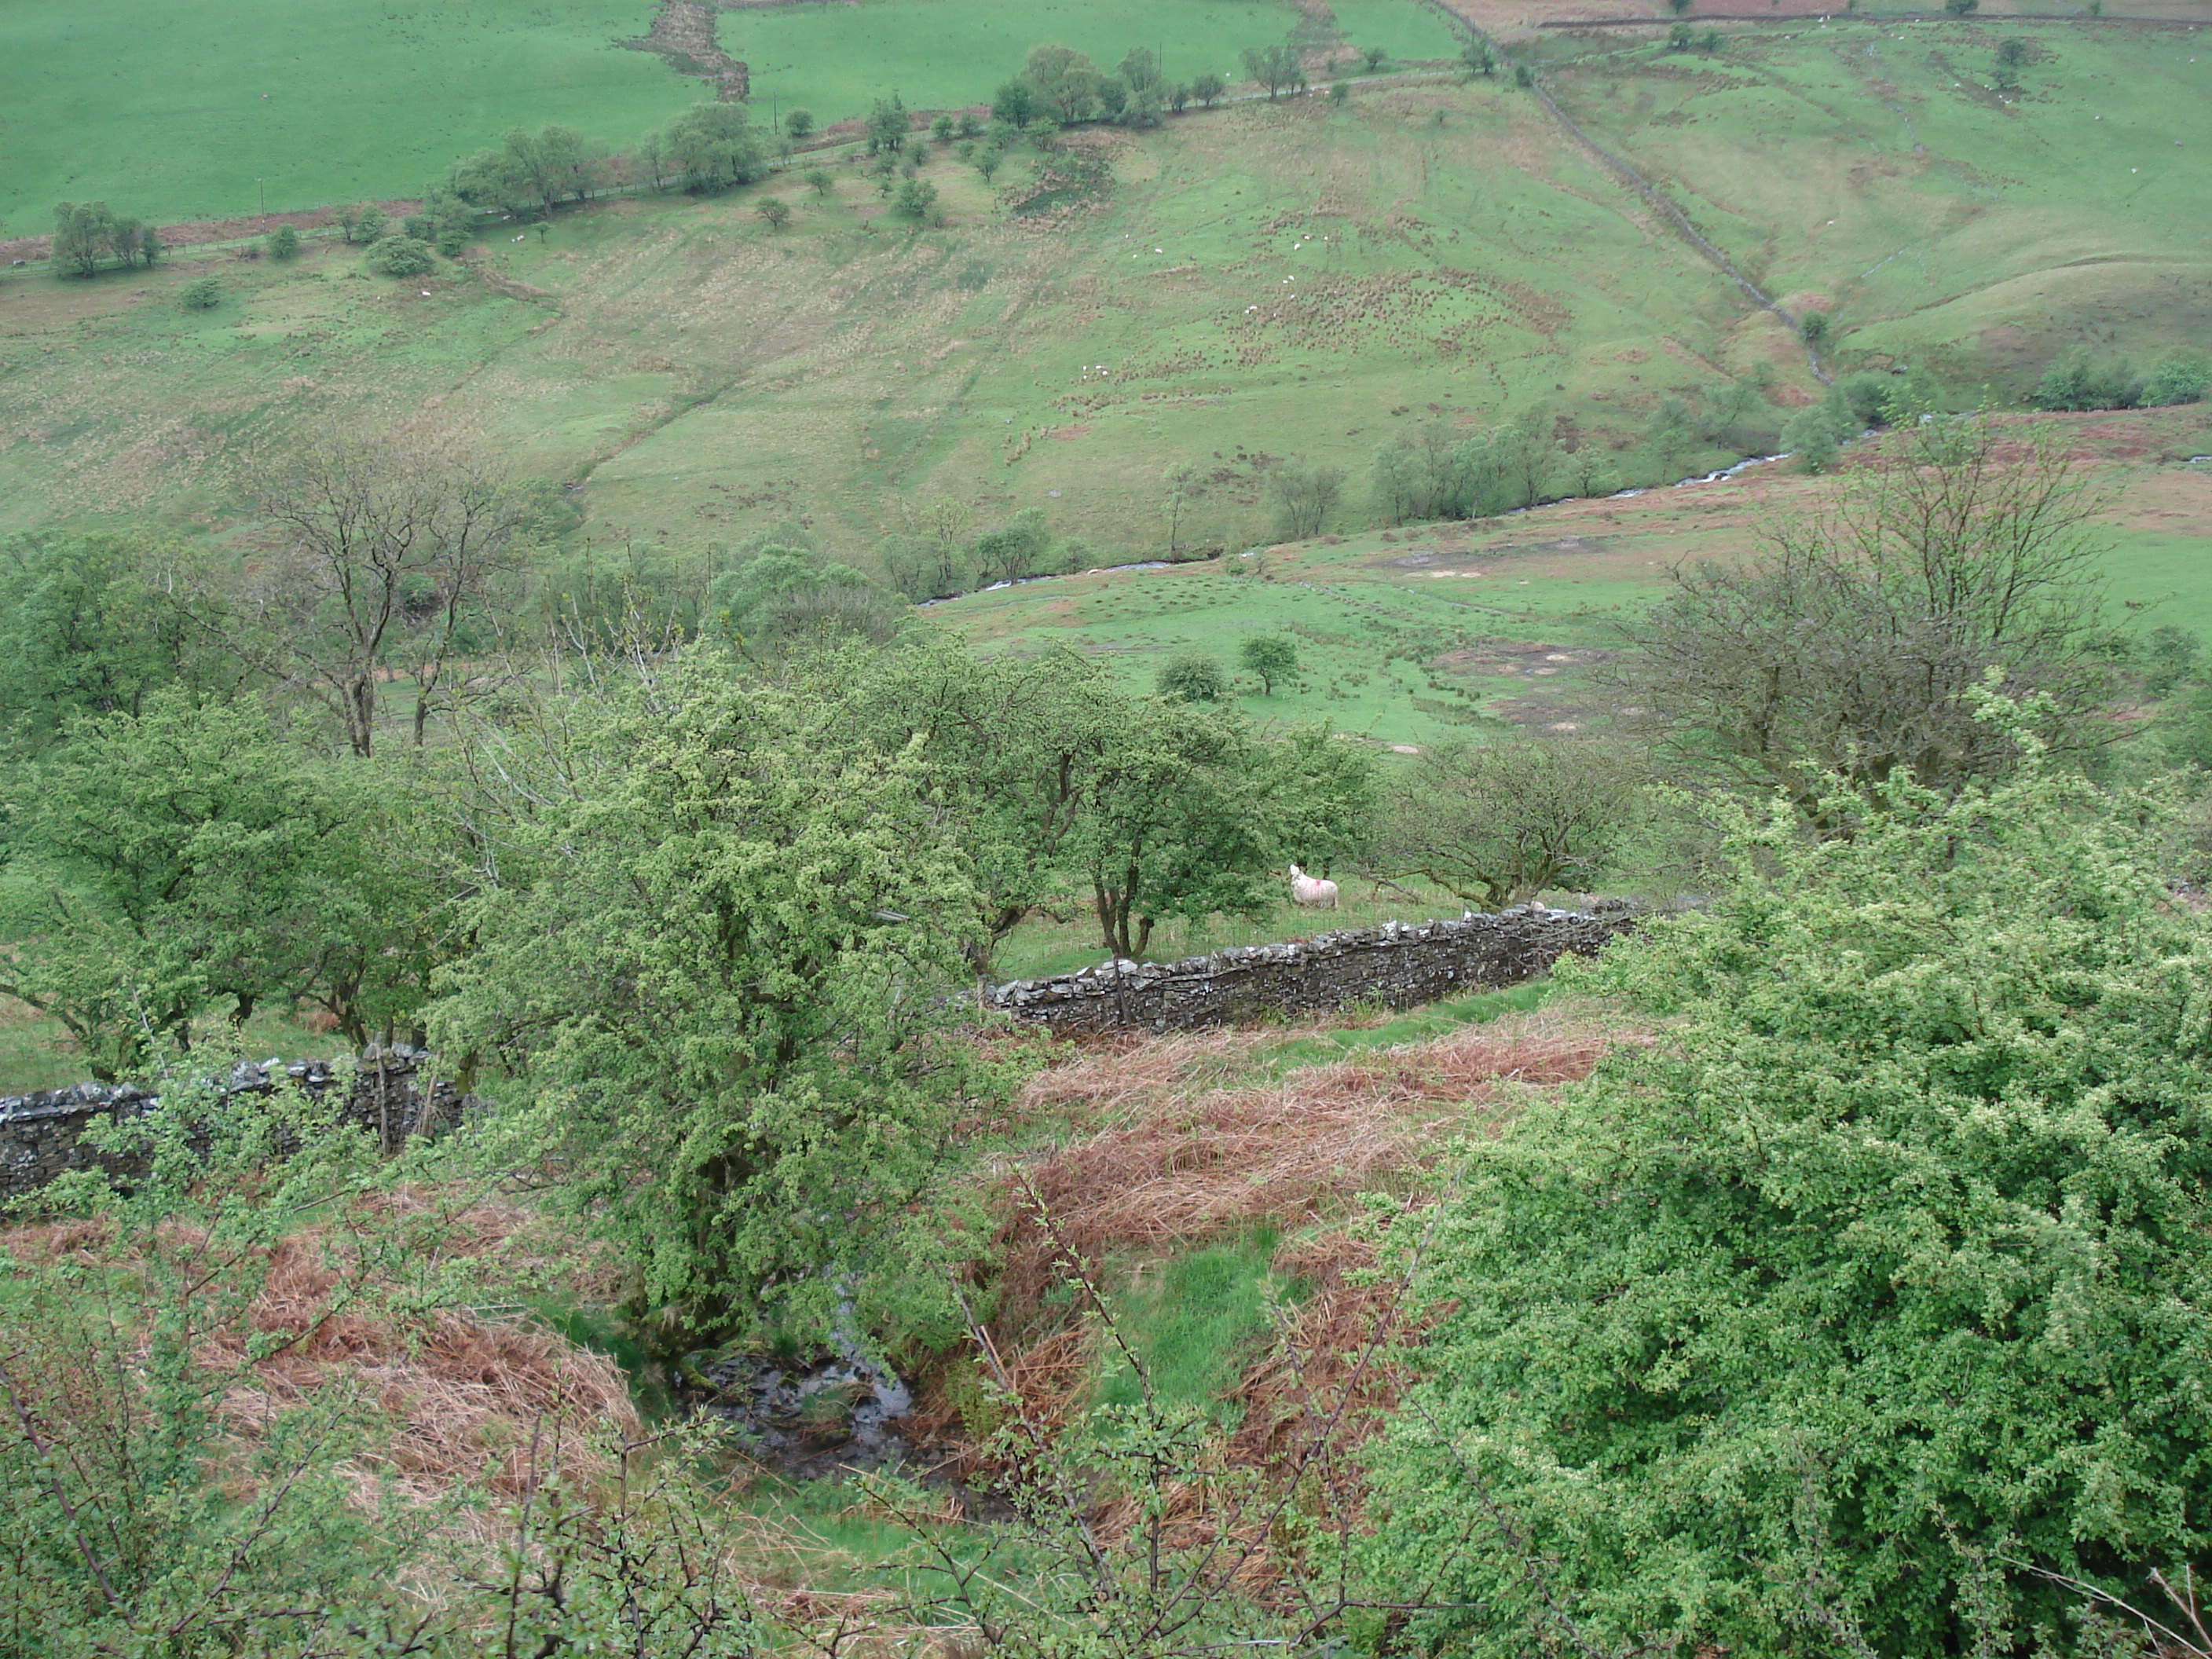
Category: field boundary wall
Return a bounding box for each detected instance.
[985,902,1639,1032]
[1,1046,464,1199]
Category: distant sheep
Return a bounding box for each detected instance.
[1288,863,1339,909]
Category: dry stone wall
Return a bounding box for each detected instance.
[1,1045,465,1200]
[985,902,1639,1033]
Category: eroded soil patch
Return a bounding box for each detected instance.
[621,0,750,99]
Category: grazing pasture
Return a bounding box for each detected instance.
[0,0,692,225]
[730,0,1461,128]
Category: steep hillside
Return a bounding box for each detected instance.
[0,17,2200,562]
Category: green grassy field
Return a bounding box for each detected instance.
[0,0,1460,229]
[0,0,694,226]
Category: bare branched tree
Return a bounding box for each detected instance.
[177,430,534,755]
[1614,416,2115,816]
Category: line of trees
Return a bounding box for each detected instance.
[49,201,160,276]
[992,42,1239,134]
[2032,343,2210,412]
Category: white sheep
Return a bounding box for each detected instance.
[1287,863,1339,909]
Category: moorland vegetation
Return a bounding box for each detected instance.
[4,0,2212,1653]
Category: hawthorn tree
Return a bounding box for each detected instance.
[1239,634,1299,695]
[0,692,394,1076]
[432,657,993,1350]
[1367,710,2212,1657]
[1372,738,1646,909]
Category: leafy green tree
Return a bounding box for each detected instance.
[1156,650,1228,703]
[0,532,222,752]
[453,126,594,218]
[1943,0,1979,14]
[857,641,1121,972]
[1269,460,1345,538]
[756,196,792,230]
[1372,738,1646,908]
[1329,79,1350,104]
[177,276,220,309]
[1366,714,2212,1657]
[363,233,433,276]
[1169,82,1193,112]
[784,107,815,141]
[0,691,391,1076]
[968,507,1053,583]
[432,656,991,1349]
[1460,39,1497,78]
[972,141,1007,181]
[661,102,766,191]
[266,222,299,259]
[1642,394,1697,477]
[706,542,870,636]
[51,201,120,276]
[1667,20,1694,49]
[355,203,388,243]
[1258,721,1379,878]
[1781,401,1842,471]
[1239,634,1299,695]
[1799,307,1832,347]
[1363,43,1387,69]
[1024,44,1105,123]
[1191,70,1228,105]
[2034,346,2146,412]
[1619,416,2115,815]
[991,78,1039,127]
[866,93,910,153]
[892,176,940,222]
[1242,42,1307,99]
[1071,701,1269,958]
[1118,47,1163,93]
[2145,347,2211,406]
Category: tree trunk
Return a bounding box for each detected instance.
[346,674,376,757]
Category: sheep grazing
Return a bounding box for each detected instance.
[1287,863,1339,909]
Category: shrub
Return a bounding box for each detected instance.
[2144,347,2211,407]
[891,177,939,222]
[177,276,220,309]
[1781,401,1841,470]
[1155,651,1228,703]
[1367,715,2212,1657]
[266,224,299,259]
[362,234,434,276]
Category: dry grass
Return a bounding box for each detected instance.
[2,1192,640,1505]
[906,1010,1630,1474]
[1006,1010,1622,1284]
